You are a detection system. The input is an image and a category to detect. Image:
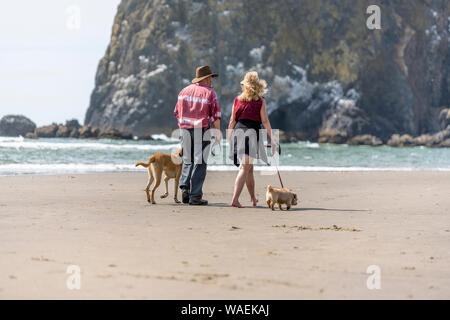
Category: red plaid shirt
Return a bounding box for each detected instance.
[174,83,221,129]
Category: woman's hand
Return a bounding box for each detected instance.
[213,135,221,146]
[271,141,279,156]
[260,100,278,156]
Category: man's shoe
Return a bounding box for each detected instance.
[189,199,208,206]
[181,190,190,204]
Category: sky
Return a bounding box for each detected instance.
[0,0,121,126]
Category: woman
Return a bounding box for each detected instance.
[228,71,278,208]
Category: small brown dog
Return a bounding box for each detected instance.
[135,150,183,204]
[266,185,298,211]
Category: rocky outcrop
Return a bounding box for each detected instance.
[85,0,449,141]
[98,128,133,140]
[55,119,81,138]
[387,126,450,147]
[318,130,348,144]
[25,119,137,140]
[387,134,415,147]
[318,132,383,147]
[78,126,95,139]
[440,139,450,147]
[320,97,371,140]
[26,120,80,139]
[412,134,436,147]
[0,115,36,137]
[35,124,59,138]
[348,135,383,147]
[440,108,450,129]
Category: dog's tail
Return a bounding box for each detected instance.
[135,161,149,168]
[135,156,156,168]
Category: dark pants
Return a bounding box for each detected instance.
[179,128,211,201]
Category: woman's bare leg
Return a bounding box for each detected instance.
[231,156,251,208]
[245,164,258,206]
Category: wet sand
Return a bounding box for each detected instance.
[0,171,449,299]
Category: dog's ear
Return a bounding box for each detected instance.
[267,185,272,190]
[177,149,183,157]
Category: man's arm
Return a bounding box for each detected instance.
[212,119,221,145]
[210,91,222,145]
[174,97,180,119]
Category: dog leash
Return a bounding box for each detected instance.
[275,163,284,188]
[266,145,284,188]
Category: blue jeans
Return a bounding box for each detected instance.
[179,128,211,201]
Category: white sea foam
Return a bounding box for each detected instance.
[1,135,449,175]
[207,165,450,172]
[305,142,320,148]
[1,163,449,176]
[0,140,180,151]
[151,133,179,142]
[0,163,140,175]
[0,136,24,143]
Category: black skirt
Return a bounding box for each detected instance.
[230,119,269,167]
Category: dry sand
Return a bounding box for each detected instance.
[0,171,449,299]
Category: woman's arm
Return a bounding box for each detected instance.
[260,99,278,155]
[227,101,237,142]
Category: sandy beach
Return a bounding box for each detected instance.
[0,171,449,299]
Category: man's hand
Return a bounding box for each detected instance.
[212,119,221,146]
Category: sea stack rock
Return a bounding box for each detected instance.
[0,115,36,137]
[85,0,449,141]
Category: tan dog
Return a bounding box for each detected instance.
[266,185,298,211]
[135,150,183,204]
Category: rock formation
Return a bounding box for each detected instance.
[84,0,449,142]
[24,119,136,140]
[0,115,36,137]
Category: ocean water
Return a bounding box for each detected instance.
[0,135,449,176]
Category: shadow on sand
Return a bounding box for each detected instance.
[205,203,370,212]
[289,207,369,212]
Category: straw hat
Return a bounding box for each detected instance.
[192,66,219,83]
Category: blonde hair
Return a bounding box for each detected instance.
[239,71,267,102]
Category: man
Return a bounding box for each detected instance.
[174,66,221,205]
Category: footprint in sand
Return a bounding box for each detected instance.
[402,266,416,270]
[31,256,53,262]
[272,224,361,232]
